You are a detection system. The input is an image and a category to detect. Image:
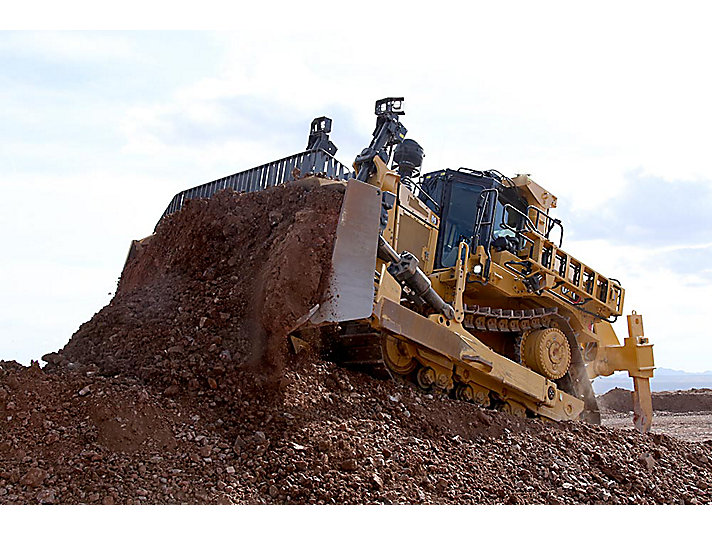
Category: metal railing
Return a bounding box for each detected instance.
[155,149,352,228]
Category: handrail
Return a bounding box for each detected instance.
[527,205,564,247]
[471,188,499,281]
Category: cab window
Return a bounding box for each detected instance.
[440,182,483,267]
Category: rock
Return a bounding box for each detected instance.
[20,468,48,488]
[638,453,656,472]
[268,211,282,226]
[476,411,493,426]
[36,489,55,504]
[3,184,712,507]
[41,353,62,365]
[341,459,358,472]
[371,474,384,489]
[233,436,246,453]
[163,384,180,396]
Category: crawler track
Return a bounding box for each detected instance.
[325,306,600,424]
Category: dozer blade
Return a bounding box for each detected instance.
[310,179,383,325]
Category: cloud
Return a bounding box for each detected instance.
[562,235,712,372]
[560,171,712,248]
[0,32,138,62]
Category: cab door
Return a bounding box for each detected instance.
[435,175,496,268]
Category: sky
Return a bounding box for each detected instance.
[1,2,711,374]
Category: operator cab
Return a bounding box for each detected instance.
[418,168,528,269]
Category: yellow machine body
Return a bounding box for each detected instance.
[309,153,655,431]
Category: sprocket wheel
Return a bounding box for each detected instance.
[521,327,571,380]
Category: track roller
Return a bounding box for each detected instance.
[454,381,490,406]
[455,384,474,402]
[501,400,527,417]
[416,366,436,390]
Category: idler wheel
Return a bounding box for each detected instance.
[522,327,571,380]
[383,337,417,375]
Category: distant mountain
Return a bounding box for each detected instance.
[593,368,712,394]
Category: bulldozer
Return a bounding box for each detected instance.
[140,97,655,432]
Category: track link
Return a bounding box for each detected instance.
[328,321,391,379]
[324,305,601,424]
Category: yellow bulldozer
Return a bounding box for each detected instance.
[146,98,655,431]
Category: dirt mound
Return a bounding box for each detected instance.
[599,387,712,413]
[598,388,633,413]
[44,180,342,393]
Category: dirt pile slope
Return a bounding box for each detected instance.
[2,181,712,504]
[599,387,712,413]
[44,179,343,391]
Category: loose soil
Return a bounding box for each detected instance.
[2,180,711,505]
[599,387,712,442]
[599,387,712,414]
